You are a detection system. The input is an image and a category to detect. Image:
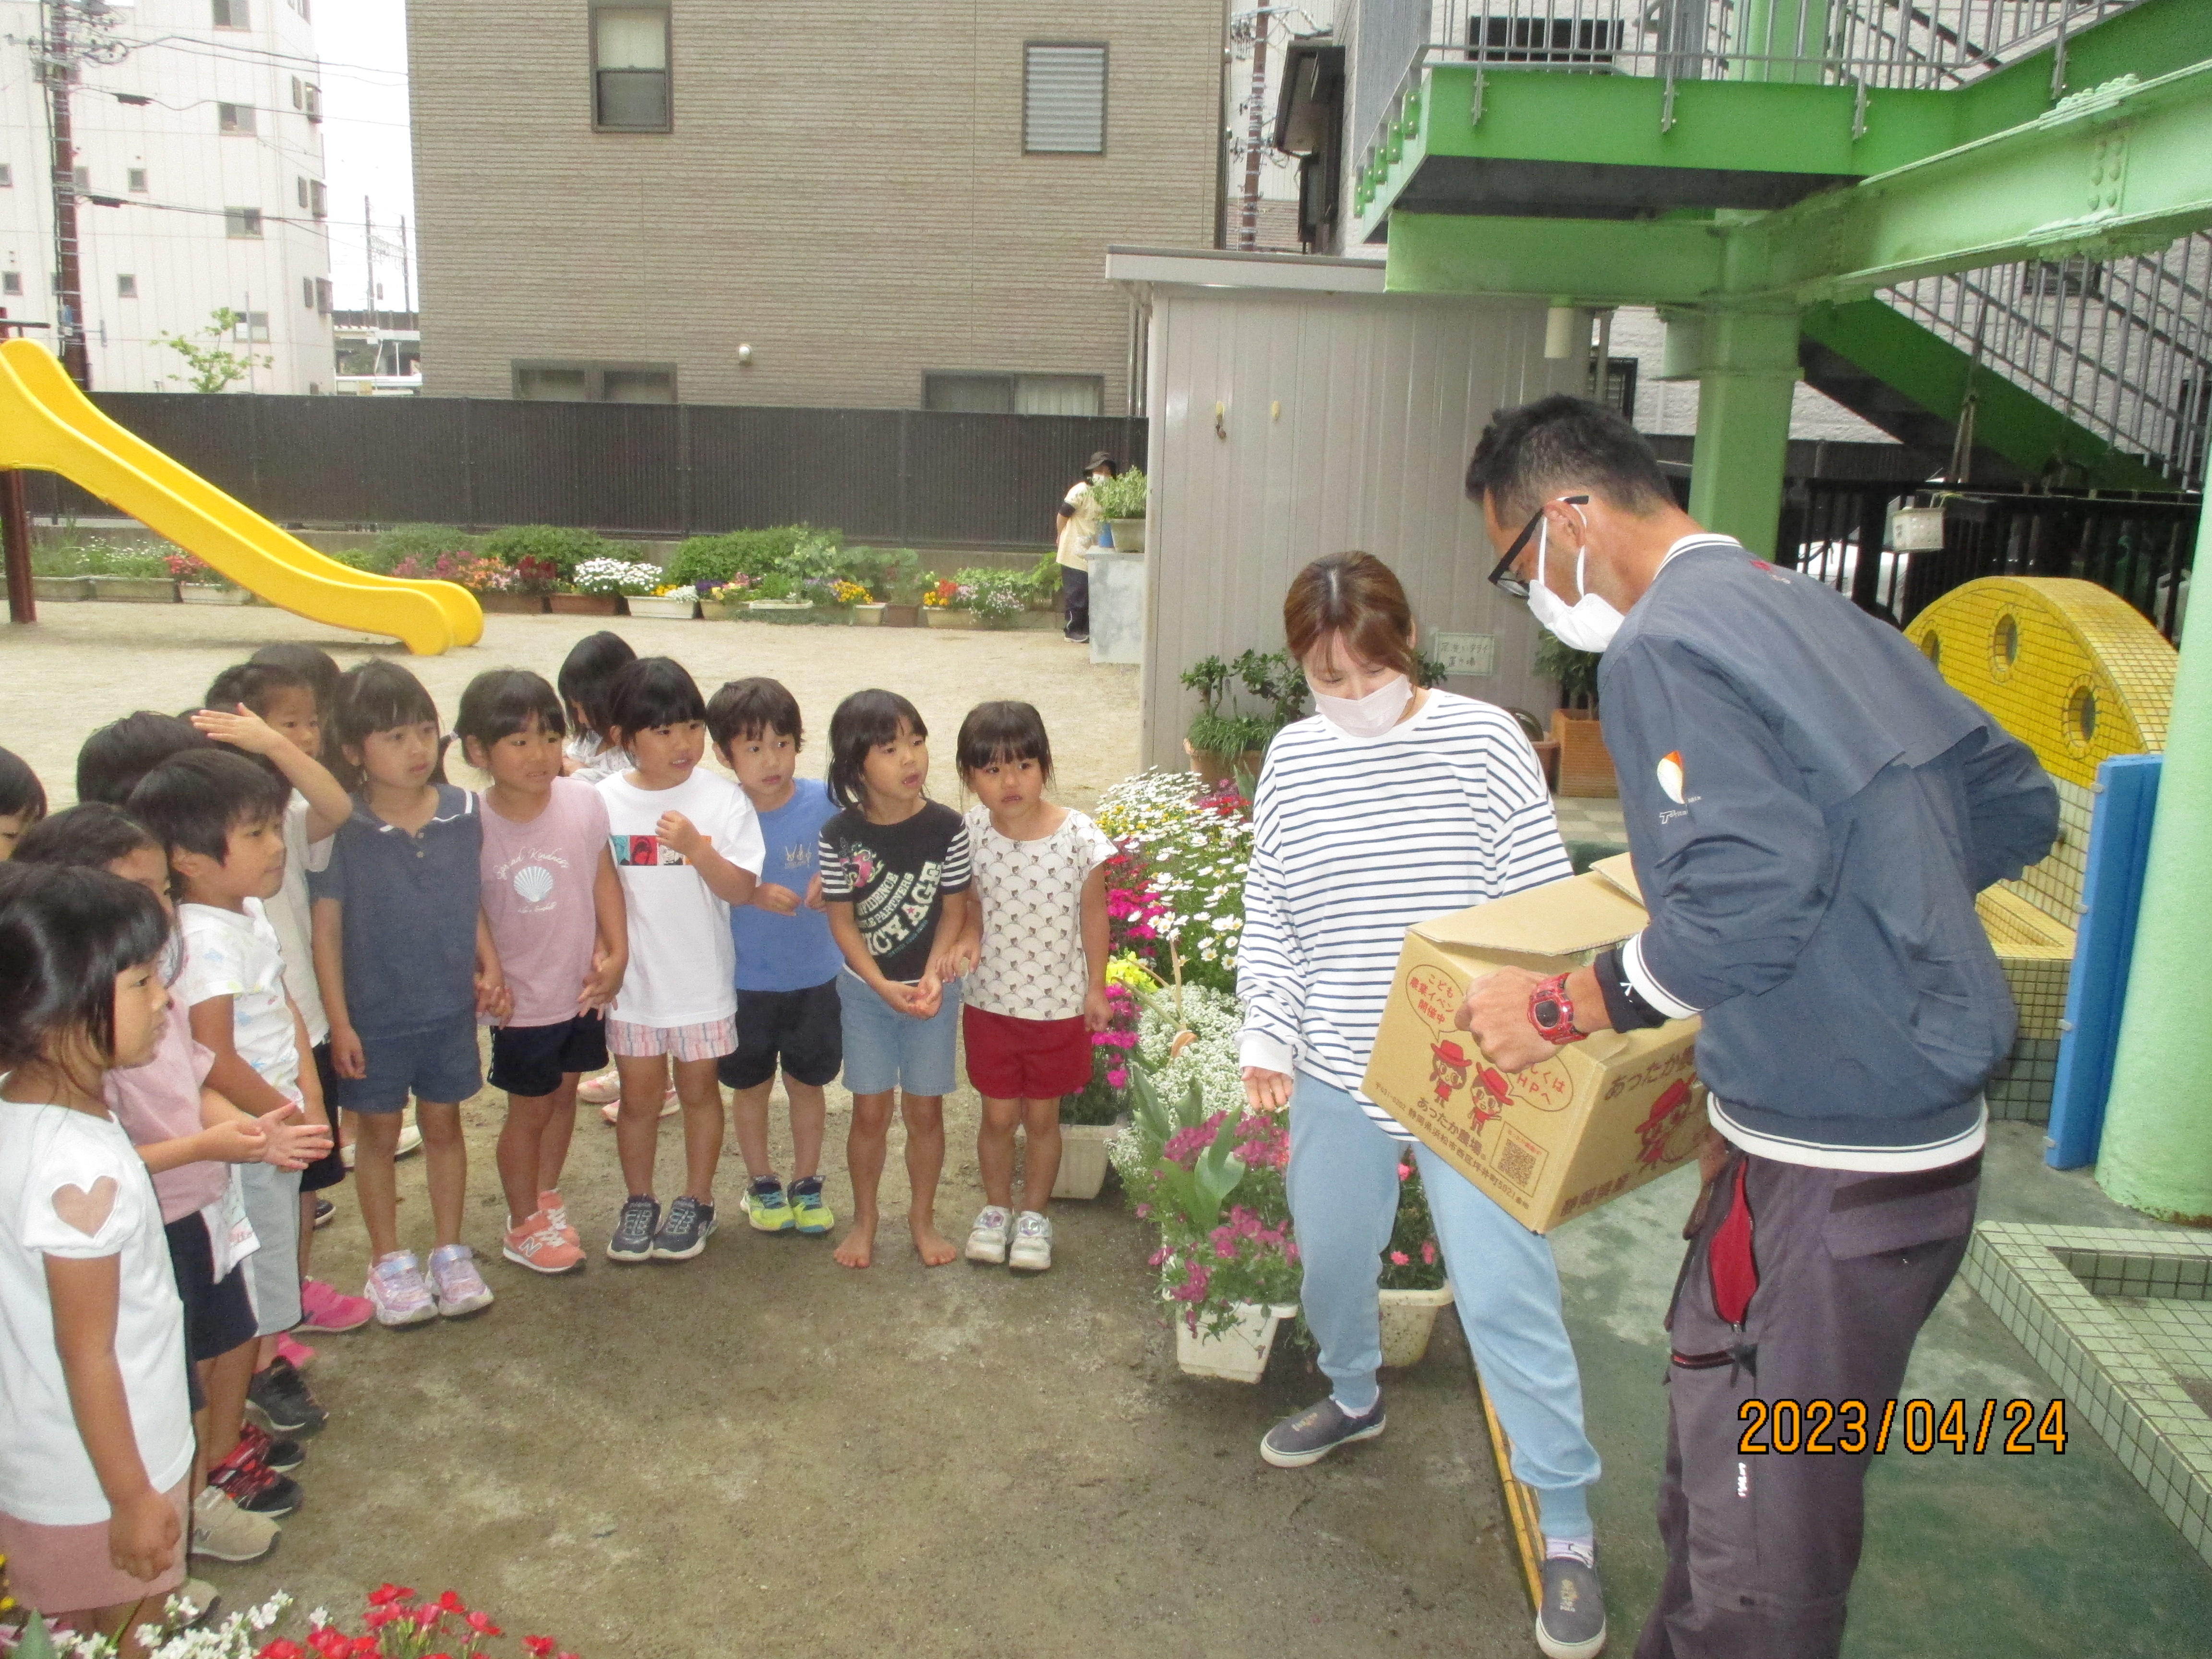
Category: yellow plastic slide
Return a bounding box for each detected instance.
[0,338,480,654]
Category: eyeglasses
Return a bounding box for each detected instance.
[1487,495,1589,600]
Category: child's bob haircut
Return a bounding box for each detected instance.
[707,677,803,752]
[456,669,566,754]
[825,689,927,812]
[0,745,48,829]
[128,750,290,865]
[204,661,312,718]
[14,803,160,871]
[557,630,637,739]
[330,660,446,791]
[0,862,171,1075]
[604,657,707,748]
[249,642,342,718]
[74,713,211,807]
[956,701,1052,785]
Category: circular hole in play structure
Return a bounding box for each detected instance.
[1921,632,1941,671]
[2068,680,2099,750]
[1990,613,2020,678]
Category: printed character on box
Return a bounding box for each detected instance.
[1428,1038,1471,1107]
[1469,1065,1513,1141]
[1634,1078,1696,1168]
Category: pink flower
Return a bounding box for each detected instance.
[1421,1239,1437,1266]
[1390,1250,1410,1266]
[1397,1162,1413,1182]
[1147,1244,1170,1267]
[1134,1202,1151,1219]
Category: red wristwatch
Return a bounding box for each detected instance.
[1528,973,1587,1046]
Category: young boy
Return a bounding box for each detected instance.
[128,750,335,1443]
[706,679,843,1237]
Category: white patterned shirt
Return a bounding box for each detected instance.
[963,805,1117,1022]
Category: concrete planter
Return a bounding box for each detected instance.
[473,590,549,614]
[1087,549,1143,664]
[1175,1300,1298,1383]
[549,592,621,616]
[179,583,253,606]
[31,576,94,601]
[850,603,888,626]
[1378,1284,1455,1368]
[1107,517,1147,554]
[1052,1115,1128,1201]
[923,607,977,629]
[89,576,178,603]
[985,609,1062,632]
[628,593,699,619]
[745,600,821,625]
[877,603,921,627]
[700,599,745,620]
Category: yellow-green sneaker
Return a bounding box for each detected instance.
[743,1177,794,1232]
[789,1175,835,1236]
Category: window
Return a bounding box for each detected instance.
[925,371,1104,416]
[233,311,270,342]
[0,165,12,188]
[1023,43,1106,154]
[117,274,137,298]
[127,167,146,192]
[291,77,302,108]
[513,360,677,402]
[310,179,325,217]
[301,276,314,309]
[592,6,670,131]
[1,273,20,296]
[225,207,263,238]
[212,0,249,27]
[219,102,255,134]
[315,277,332,315]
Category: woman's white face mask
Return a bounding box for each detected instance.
[1311,672,1413,741]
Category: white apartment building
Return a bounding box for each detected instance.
[0,0,335,392]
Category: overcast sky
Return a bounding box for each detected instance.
[313,0,415,312]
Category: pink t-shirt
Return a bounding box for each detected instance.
[480,777,612,1029]
[104,987,227,1223]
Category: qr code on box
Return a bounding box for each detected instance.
[1496,1128,1544,1195]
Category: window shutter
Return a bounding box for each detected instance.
[1024,45,1105,154]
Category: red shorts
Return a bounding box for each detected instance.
[962,1005,1092,1100]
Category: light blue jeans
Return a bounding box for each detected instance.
[1287,1071,1601,1540]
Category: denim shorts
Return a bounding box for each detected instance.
[334,1013,484,1113]
[836,970,960,1097]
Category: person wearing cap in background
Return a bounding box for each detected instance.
[1053,450,1116,645]
[1456,394,2056,1659]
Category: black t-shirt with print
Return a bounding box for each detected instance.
[817,800,973,984]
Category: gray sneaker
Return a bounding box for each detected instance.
[650,1196,716,1261]
[1259,1395,1386,1468]
[607,1195,660,1262]
[1536,1556,1608,1659]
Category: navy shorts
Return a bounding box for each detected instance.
[335,1014,483,1113]
[489,1013,609,1098]
[716,981,843,1092]
[299,1041,348,1193]
[164,1212,257,1366]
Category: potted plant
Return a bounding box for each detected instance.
[878,564,926,627]
[1091,465,1148,554]
[629,582,701,620]
[743,571,817,624]
[558,556,660,615]
[83,545,178,602]
[1181,649,1306,786]
[921,577,977,628]
[1378,1160,1454,1367]
[167,551,250,605]
[698,576,753,619]
[1538,630,1614,796]
[1054,967,1147,1200]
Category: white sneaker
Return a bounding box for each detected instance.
[339,1117,423,1168]
[1009,1210,1054,1272]
[190,1485,278,1563]
[964,1205,1013,1264]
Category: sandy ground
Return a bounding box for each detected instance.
[0,604,1539,1659]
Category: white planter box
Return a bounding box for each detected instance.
[1379,1283,1455,1368]
[850,603,887,626]
[745,600,819,625]
[626,594,698,619]
[179,584,252,606]
[923,607,977,629]
[1052,1115,1127,1201]
[1106,516,1147,554]
[1175,1300,1298,1383]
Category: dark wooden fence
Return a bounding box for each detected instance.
[28,395,1148,550]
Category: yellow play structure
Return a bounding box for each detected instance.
[0,338,480,654]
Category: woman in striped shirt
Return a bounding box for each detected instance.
[1238,553,1607,1658]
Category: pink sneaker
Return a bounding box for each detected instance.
[365,1251,437,1327]
[298,1277,374,1334]
[502,1211,584,1275]
[577,1069,622,1106]
[274,1331,316,1368]
[539,1190,581,1251]
[599,1086,680,1126]
[427,1243,495,1316]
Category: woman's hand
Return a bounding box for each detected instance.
[1242,1067,1292,1111]
[108,1483,179,1582]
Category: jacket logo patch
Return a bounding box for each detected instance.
[1657,751,1686,805]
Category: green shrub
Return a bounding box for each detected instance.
[372,523,475,569]
[1091,466,1147,519]
[1536,629,1601,709]
[664,524,840,588]
[481,524,615,579]
[952,566,1029,622]
[329,546,394,575]
[78,545,174,579]
[836,546,921,604]
[1023,553,1062,608]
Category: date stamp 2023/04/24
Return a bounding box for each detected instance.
[1736,1398,2069,1455]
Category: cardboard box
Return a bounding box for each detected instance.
[1359,866,1706,1232]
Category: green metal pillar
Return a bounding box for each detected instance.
[2096,436,2212,1225]
[1686,307,1799,555]
[1731,0,1834,85]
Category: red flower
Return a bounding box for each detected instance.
[369,1584,415,1607]
[523,1639,557,1659]
[256,1641,305,1659]
[467,1611,504,1636]
[436,1590,468,1614]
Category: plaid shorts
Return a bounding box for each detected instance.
[604,1016,738,1062]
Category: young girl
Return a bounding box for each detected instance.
[817,690,974,1270]
[0,744,49,857]
[954,703,1114,1274]
[0,863,193,1651]
[558,630,638,785]
[311,662,503,1325]
[457,670,627,1275]
[595,657,761,1265]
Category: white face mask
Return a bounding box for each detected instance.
[1525,518,1627,653]
[1312,672,1414,741]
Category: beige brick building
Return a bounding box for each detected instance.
[406,1,1226,411]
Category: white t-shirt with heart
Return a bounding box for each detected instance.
[0,1098,193,1525]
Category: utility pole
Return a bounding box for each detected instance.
[398,216,411,318]
[42,1,88,387]
[363,194,375,323]
[1238,13,1270,249]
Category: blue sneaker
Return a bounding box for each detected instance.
[606,1195,659,1263]
[789,1175,835,1236]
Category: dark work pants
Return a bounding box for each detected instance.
[1060,564,1089,636]
[1634,1148,1980,1659]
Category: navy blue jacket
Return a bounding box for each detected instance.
[1599,540,2058,1159]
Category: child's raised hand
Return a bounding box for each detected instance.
[804,873,826,911]
[752,882,801,916]
[204,1116,270,1165]
[190,702,284,755]
[577,944,624,1015]
[655,811,707,861]
[108,1482,180,1583]
[1083,984,1113,1034]
[330,1026,367,1080]
[258,1100,332,1170]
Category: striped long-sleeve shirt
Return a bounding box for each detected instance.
[1237,692,1573,1139]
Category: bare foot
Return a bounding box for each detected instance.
[833,1222,876,1269]
[911,1222,957,1268]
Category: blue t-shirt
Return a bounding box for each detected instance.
[307,785,482,1039]
[731,778,844,992]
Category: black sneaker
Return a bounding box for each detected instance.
[207,1444,302,1519]
[1065,631,1090,644]
[1259,1395,1386,1468]
[607,1195,660,1262]
[1536,1555,1607,1659]
[650,1196,716,1261]
[239,1423,304,1473]
[246,1357,326,1436]
[312,1196,335,1229]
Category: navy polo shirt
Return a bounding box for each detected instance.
[308,785,482,1040]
